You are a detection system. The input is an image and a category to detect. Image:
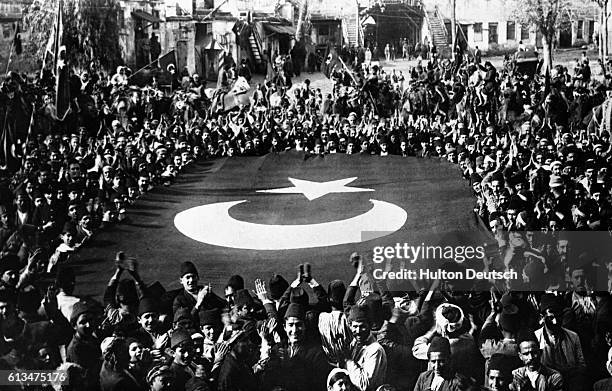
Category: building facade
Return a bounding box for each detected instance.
[309,0,360,49]
[118,0,165,70]
[423,0,598,53]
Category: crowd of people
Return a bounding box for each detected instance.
[0,37,610,391]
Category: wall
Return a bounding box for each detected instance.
[119,0,164,69]
[426,0,595,52]
[310,21,342,46]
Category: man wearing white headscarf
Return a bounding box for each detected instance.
[413,303,484,384]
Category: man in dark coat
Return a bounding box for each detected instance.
[172,261,226,322]
[260,303,331,391]
[413,336,475,391]
[66,300,102,391]
[217,335,258,391]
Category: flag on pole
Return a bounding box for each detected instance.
[322,45,340,78]
[54,0,70,119]
[12,23,21,55]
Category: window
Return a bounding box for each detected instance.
[118,10,125,29]
[318,24,329,36]
[152,10,160,30]
[506,21,516,40]
[577,20,583,39]
[474,23,482,42]
[2,24,11,39]
[521,24,530,40]
[489,22,498,44]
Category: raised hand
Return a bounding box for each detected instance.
[254,279,270,302]
[214,341,230,363]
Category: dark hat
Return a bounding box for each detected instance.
[328,280,346,307]
[289,287,309,306]
[17,287,41,313]
[138,297,158,316]
[470,172,482,185]
[268,274,289,300]
[61,221,76,235]
[590,183,605,195]
[180,261,198,278]
[199,308,221,326]
[0,289,16,305]
[488,353,517,379]
[348,304,369,323]
[523,260,545,284]
[428,336,451,356]
[70,300,94,325]
[365,293,386,326]
[233,289,253,308]
[491,171,505,183]
[227,275,244,290]
[0,255,21,274]
[55,266,75,289]
[284,303,305,320]
[146,281,166,300]
[170,328,192,349]
[506,198,524,212]
[539,293,562,314]
[499,312,520,332]
[173,307,192,324]
[500,293,520,315]
[146,364,173,385]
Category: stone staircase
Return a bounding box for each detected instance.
[425,8,450,57]
[344,15,359,47]
[248,27,265,73]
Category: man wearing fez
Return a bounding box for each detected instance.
[173,261,226,320]
[414,336,475,391]
[260,302,330,391]
[336,304,387,391]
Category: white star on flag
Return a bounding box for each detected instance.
[257,177,374,201]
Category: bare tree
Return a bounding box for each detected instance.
[510,0,571,73]
[23,0,123,72]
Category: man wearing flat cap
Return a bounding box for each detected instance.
[513,332,563,391]
[147,364,175,391]
[535,293,586,390]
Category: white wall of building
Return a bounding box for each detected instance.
[424,0,595,52]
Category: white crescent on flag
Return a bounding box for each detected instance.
[174,199,407,250]
[174,177,408,250]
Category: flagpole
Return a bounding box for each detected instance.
[337,56,379,116]
[5,40,14,75]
